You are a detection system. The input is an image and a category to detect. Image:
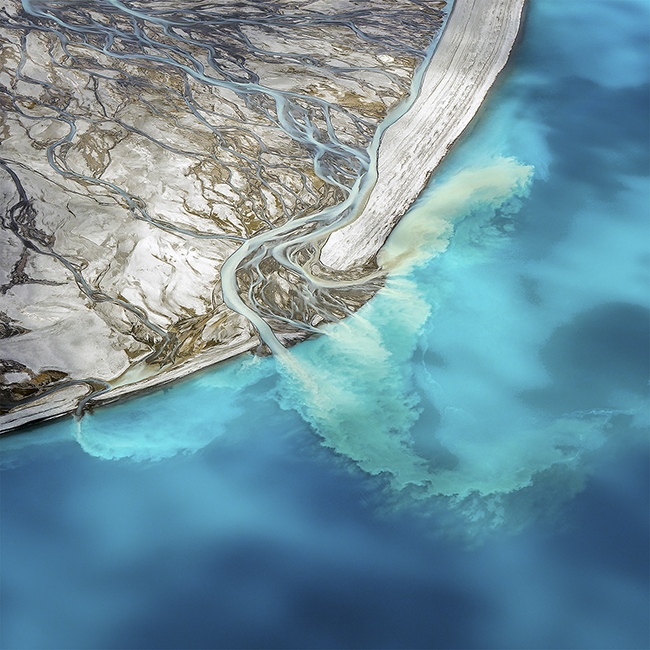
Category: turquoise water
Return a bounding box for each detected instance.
[1,1,649,648]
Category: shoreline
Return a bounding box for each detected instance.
[320,0,527,269]
[0,337,260,433]
[1,0,526,434]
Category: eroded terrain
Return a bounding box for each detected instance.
[0,0,446,428]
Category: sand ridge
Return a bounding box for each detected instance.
[320,0,527,269]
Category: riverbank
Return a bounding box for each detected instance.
[320,0,527,269]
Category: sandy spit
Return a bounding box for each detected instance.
[320,0,527,269]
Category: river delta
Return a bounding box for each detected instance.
[1,0,450,428]
[0,1,648,647]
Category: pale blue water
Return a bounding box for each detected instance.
[1,1,649,648]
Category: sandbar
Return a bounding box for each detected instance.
[320,0,527,269]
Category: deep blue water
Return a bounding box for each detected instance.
[1,1,649,648]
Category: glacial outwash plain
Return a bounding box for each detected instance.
[0,0,526,432]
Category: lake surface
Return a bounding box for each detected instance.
[1,0,649,648]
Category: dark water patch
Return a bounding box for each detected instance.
[536,443,650,649]
[519,274,543,305]
[539,78,649,187]
[513,80,649,258]
[113,539,489,650]
[523,302,650,415]
[566,448,650,582]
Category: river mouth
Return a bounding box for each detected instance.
[0,0,447,429]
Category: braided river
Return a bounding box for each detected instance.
[1,0,648,648]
